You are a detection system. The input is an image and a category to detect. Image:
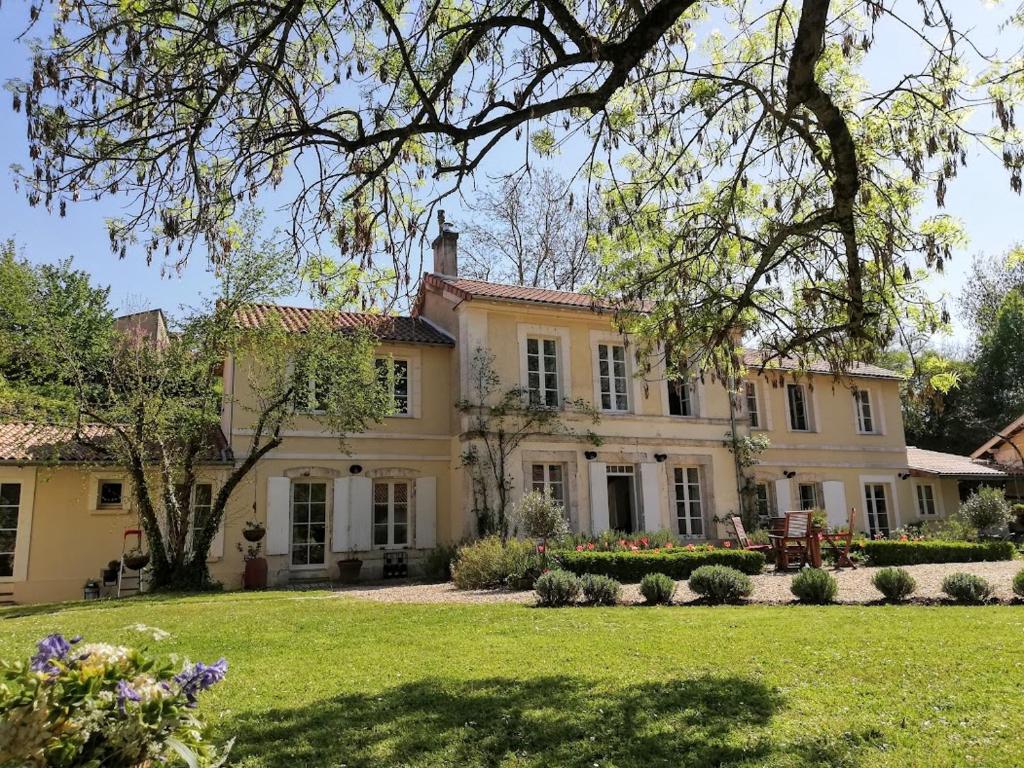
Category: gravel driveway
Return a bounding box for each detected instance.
[332,560,1024,605]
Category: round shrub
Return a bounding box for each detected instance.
[580,573,622,606]
[941,572,994,604]
[870,567,917,602]
[958,486,1011,536]
[639,572,676,605]
[687,565,754,605]
[790,568,838,604]
[534,569,581,607]
[1013,568,1024,599]
[451,536,541,590]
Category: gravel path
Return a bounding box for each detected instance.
[332,560,1024,605]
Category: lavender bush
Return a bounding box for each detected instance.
[0,631,229,767]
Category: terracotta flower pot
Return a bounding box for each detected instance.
[337,558,363,584]
[243,557,268,590]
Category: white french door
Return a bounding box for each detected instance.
[864,483,891,538]
[291,481,327,567]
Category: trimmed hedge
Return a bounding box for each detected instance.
[862,539,1015,567]
[556,548,765,582]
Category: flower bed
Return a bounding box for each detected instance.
[555,547,765,582]
[862,539,1016,567]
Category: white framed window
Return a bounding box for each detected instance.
[854,389,876,434]
[97,480,124,509]
[744,381,760,428]
[668,378,694,416]
[753,482,775,522]
[0,483,20,578]
[526,337,560,407]
[373,480,410,547]
[864,483,891,537]
[187,483,215,548]
[376,357,410,415]
[673,467,704,538]
[291,481,327,566]
[531,464,567,509]
[797,482,822,511]
[786,383,813,431]
[915,484,938,516]
[293,359,330,413]
[598,343,630,412]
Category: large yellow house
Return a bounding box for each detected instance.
[0,228,1009,603]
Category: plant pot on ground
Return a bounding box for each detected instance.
[243,557,268,590]
[337,558,363,584]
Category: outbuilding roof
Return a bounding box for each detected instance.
[233,304,454,346]
[420,273,613,311]
[906,446,1008,478]
[971,414,1024,460]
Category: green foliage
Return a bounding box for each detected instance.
[870,568,917,602]
[687,566,754,605]
[958,487,1012,535]
[790,569,838,605]
[862,540,1015,567]
[555,530,676,551]
[450,537,541,591]
[421,544,460,582]
[579,574,622,606]
[0,632,227,767]
[1012,568,1024,599]
[639,573,676,605]
[534,570,581,607]
[557,549,765,582]
[941,573,995,605]
[512,491,569,542]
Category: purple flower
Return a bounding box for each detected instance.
[116,679,141,712]
[30,634,72,673]
[175,658,228,705]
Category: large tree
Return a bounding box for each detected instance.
[0,215,393,590]
[9,0,1024,372]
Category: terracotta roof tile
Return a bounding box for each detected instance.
[422,273,612,310]
[906,446,1008,478]
[234,304,454,346]
[0,422,231,464]
[742,350,902,381]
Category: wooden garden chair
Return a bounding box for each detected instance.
[728,515,772,554]
[768,511,811,571]
[820,507,858,570]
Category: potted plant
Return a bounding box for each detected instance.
[101,560,120,584]
[240,540,268,590]
[122,547,150,571]
[336,554,363,584]
[242,519,266,543]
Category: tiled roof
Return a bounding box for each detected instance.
[233,304,454,346]
[742,351,902,381]
[906,446,1008,478]
[971,414,1024,459]
[0,422,231,464]
[422,273,612,310]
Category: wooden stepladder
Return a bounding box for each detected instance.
[117,528,144,598]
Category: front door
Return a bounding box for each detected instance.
[291,481,327,567]
[864,483,891,538]
[606,466,636,533]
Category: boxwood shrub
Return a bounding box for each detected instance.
[862,539,1015,567]
[556,549,765,582]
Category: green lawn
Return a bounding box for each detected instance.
[3,594,1023,767]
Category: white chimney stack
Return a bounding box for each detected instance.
[431,209,459,276]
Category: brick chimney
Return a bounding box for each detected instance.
[431,209,458,276]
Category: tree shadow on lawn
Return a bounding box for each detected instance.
[229,674,875,768]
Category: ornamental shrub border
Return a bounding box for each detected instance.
[555,548,765,581]
[862,539,1015,567]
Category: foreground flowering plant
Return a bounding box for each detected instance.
[0,631,229,767]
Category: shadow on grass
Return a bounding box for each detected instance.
[0,589,296,620]
[228,675,873,768]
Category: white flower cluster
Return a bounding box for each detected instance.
[76,643,130,671]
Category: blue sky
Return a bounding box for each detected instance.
[0,3,1020,345]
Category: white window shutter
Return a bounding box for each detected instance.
[822,481,848,527]
[588,462,609,533]
[415,476,437,549]
[350,476,373,551]
[265,477,291,555]
[774,479,793,515]
[331,477,352,552]
[208,517,225,560]
[639,463,663,531]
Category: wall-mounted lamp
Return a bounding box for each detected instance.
[783,470,796,479]
[349,464,363,475]
[654,453,668,463]
[898,471,911,480]
[584,451,598,461]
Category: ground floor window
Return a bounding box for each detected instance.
[291,481,327,566]
[915,484,937,516]
[673,467,703,538]
[754,482,775,522]
[0,483,20,577]
[531,464,566,508]
[373,480,410,547]
[188,483,215,550]
[797,482,822,511]
[864,483,891,537]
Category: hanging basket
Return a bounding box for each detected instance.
[123,551,150,571]
[242,525,266,543]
